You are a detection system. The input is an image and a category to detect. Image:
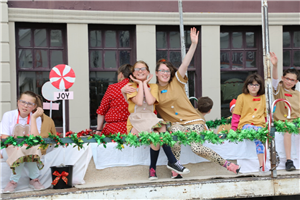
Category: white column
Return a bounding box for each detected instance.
[269,26,283,78]
[67,24,89,132]
[201,25,221,120]
[136,25,156,83]
[9,22,17,111]
[0,0,11,120]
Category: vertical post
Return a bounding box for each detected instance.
[178,0,189,97]
[50,101,52,118]
[261,0,277,177]
[63,90,66,138]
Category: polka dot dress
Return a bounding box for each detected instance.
[96,79,130,135]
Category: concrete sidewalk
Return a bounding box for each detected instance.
[1,159,299,199]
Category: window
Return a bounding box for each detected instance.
[89,25,135,127]
[220,26,263,117]
[16,23,67,129]
[283,26,300,72]
[156,26,201,102]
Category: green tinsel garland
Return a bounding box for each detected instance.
[1,118,299,150]
[206,117,300,134]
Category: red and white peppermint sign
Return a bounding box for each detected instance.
[49,64,76,90]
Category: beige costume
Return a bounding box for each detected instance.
[273,83,300,122]
[127,83,165,133]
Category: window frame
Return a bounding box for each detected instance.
[220,26,263,74]
[220,26,263,118]
[15,22,68,132]
[156,25,202,99]
[88,25,136,128]
[88,25,136,72]
[283,25,300,71]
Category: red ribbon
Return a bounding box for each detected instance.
[253,98,261,101]
[51,171,69,186]
[284,93,292,97]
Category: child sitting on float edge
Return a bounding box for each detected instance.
[197,96,241,174]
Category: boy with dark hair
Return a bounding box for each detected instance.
[197,97,213,114]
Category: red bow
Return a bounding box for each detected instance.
[253,98,261,101]
[51,171,69,186]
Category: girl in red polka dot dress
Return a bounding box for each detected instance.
[96,64,133,136]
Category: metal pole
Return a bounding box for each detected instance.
[178,0,189,97]
[261,0,276,178]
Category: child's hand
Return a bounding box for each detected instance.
[32,107,44,119]
[130,75,143,85]
[190,27,199,45]
[144,74,153,85]
[121,83,136,94]
[270,52,278,66]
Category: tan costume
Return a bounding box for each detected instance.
[40,113,57,155]
[127,83,165,133]
[217,117,232,133]
[233,93,267,130]
[156,72,202,125]
[273,83,300,122]
[157,72,227,167]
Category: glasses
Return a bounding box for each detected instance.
[284,77,297,83]
[134,67,147,72]
[158,69,171,74]
[248,83,260,87]
[19,100,35,107]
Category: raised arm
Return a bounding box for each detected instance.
[178,27,199,78]
[143,74,156,105]
[270,52,278,80]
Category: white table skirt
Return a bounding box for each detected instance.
[92,132,299,173]
[1,144,92,193]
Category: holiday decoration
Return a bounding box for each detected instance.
[49,64,75,90]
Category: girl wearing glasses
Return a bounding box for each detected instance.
[0,91,46,193]
[270,52,299,171]
[154,27,240,178]
[126,61,190,180]
[231,73,267,174]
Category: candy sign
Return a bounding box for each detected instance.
[50,64,75,90]
[54,91,74,100]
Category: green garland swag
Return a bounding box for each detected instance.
[206,117,300,134]
[1,118,299,150]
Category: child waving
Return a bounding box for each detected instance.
[270,52,299,171]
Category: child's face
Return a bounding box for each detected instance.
[247,81,260,96]
[282,73,298,90]
[133,63,149,81]
[156,64,171,84]
[18,94,37,117]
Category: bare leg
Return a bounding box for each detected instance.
[257,153,264,167]
[284,132,292,160]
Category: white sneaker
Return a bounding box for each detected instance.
[259,166,271,176]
